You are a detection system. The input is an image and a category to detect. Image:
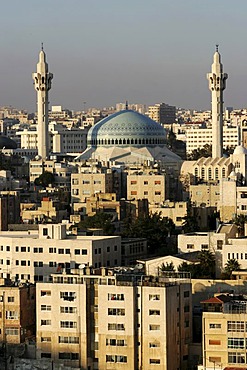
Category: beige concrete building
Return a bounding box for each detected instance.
[0,281,36,344]
[149,201,187,227]
[127,173,166,204]
[21,197,67,223]
[36,268,192,369]
[200,293,247,370]
[190,183,220,207]
[0,223,121,283]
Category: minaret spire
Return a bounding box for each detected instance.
[32,48,53,159]
[207,46,228,158]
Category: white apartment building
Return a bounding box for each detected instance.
[17,123,88,154]
[36,268,192,369]
[186,126,240,153]
[0,224,121,283]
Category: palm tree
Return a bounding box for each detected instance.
[223,258,241,279]
[232,214,247,236]
[160,262,175,272]
[198,250,216,278]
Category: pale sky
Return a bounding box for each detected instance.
[1,0,247,112]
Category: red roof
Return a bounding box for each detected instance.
[201,296,225,304]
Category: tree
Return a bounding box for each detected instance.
[159,262,175,272]
[187,144,212,160]
[223,258,241,279]
[198,250,216,278]
[182,203,199,233]
[34,171,55,188]
[122,212,176,255]
[78,212,115,235]
[232,214,247,236]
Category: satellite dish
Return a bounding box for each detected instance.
[135,263,144,270]
[78,264,86,269]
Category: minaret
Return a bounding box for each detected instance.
[207,45,228,158]
[32,45,53,159]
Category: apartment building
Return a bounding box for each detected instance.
[0,280,36,344]
[186,126,240,153]
[200,293,247,369]
[36,268,192,369]
[148,103,176,125]
[127,173,166,204]
[0,224,121,283]
[149,201,188,228]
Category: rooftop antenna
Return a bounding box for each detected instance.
[125,100,128,110]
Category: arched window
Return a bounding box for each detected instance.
[215,168,219,179]
[115,139,118,145]
[222,168,226,178]
[111,139,114,145]
[123,139,126,145]
[195,168,198,178]
[127,139,130,145]
[208,168,212,180]
[119,139,122,145]
[201,167,205,179]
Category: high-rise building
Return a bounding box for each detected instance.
[207,46,228,158]
[32,46,53,159]
[148,103,176,125]
[36,268,192,369]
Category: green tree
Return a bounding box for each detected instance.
[159,262,175,272]
[122,212,176,255]
[78,212,115,235]
[198,250,216,278]
[223,258,241,279]
[232,214,247,236]
[182,203,199,233]
[34,171,55,188]
[187,144,212,160]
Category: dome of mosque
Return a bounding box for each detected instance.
[0,136,17,150]
[233,145,247,155]
[87,110,166,148]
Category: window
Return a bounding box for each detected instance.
[41,320,51,326]
[41,305,51,311]
[8,297,14,303]
[59,336,79,344]
[108,293,124,301]
[106,355,127,363]
[59,353,79,360]
[149,310,160,316]
[201,244,208,250]
[41,337,51,342]
[49,262,57,267]
[228,352,245,364]
[49,248,56,253]
[60,307,77,314]
[108,308,125,316]
[184,305,190,313]
[114,245,117,251]
[74,249,80,255]
[6,311,18,320]
[21,247,26,252]
[5,328,18,335]
[6,246,10,252]
[107,246,110,252]
[108,323,125,330]
[60,292,76,301]
[34,247,43,253]
[43,228,48,236]
[187,244,194,249]
[82,249,87,255]
[227,321,245,332]
[155,191,161,195]
[15,246,19,252]
[65,249,70,254]
[149,325,160,331]
[217,240,223,250]
[60,321,77,329]
[58,249,64,254]
[209,323,221,329]
[150,359,160,364]
[209,339,221,345]
[34,261,43,267]
[41,290,51,297]
[184,291,190,298]
[131,181,137,185]
[41,353,51,359]
[144,181,148,185]
[106,339,126,346]
[155,181,161,185]
[228,338,245,349]
[149,294,160,301]
[149,342,160,348]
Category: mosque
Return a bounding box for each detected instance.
[75,108,181,171]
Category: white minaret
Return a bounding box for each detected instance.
[207,45,228,158]
[32,45,53,159]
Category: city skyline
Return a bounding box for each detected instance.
[1,0,247,111]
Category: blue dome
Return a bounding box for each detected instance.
[87,110,166,148]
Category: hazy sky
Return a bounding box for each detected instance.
[1,0,247,112]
